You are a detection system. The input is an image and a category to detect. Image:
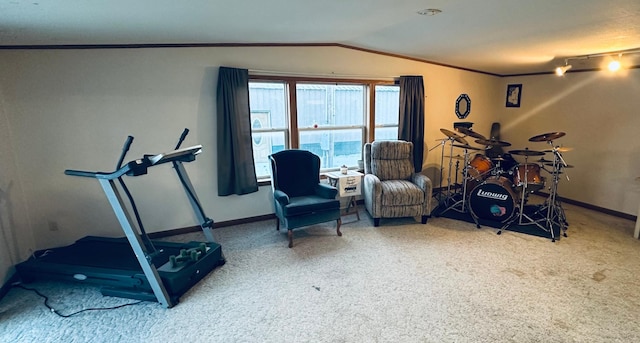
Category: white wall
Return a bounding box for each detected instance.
[0,45,501,267]
[499,69,640,215]
[0,81,34,284]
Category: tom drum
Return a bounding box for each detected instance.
[466,154,494,192]
[513,163,545,192]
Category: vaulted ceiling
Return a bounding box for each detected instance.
[2,0,640,76]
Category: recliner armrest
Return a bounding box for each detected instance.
[273,189,290,205]
[315,183,338,199]
[411,173,432,191]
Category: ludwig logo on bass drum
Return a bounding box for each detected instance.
[476,189,509,201]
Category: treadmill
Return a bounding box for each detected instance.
[16,129,225,308]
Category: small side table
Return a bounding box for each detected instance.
[325,170,364,220]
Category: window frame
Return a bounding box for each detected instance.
[249,75,397,180]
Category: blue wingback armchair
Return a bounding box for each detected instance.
[269,150,342,248]
[363,140,433,226]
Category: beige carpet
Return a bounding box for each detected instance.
[1,198,640,343]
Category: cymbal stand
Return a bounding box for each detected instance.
[541,143,569,237]
[498,151,551,239]
[436,146,479,228]
[442,137,459,198]
[431,138,448,202]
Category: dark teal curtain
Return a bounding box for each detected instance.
[216,67,259,196]
[398,75,425,172]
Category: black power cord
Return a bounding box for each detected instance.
[14,284,144,318]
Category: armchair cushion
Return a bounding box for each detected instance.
[380,180,425,206]
[282,195,340,217]
[370,141,414,181]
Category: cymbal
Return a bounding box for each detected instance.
[455,127,486,140]
[545,163,574,168]
[509,149,545,156]
[475,138,512,147]
[452,144,485,151]
[440,128,468,145]
[537,158,553,163]
[529,132,566,142]
[543,147,573,153]
[444,155,465,160]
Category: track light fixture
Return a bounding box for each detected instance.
[554,48,640,75]
[555,60,572,76]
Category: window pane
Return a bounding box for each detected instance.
[252,131,286,178]
[296,84,364,128]
[299,128,363,169]
[375,85,399,126]
[374,127,398,141]
[249,82,287,129]
[249,81,288,178]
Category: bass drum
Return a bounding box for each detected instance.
[469,177,518,223]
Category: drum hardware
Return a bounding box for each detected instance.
[440,128,469,145]
[434,128,472,202]
[543,147,573,153]
[508,149,545,157]
[452,143,486,151]
[435,143,480,228]
[455,127,487,140]
[538,143,571,237]
[475,138,512,147]
[528,132,566,142]
[497,148,551,238]
[540,137,570,236]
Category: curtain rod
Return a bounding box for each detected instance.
[248,68,397,81]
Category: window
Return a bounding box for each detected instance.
[249,77,398,179]
[249,82,289,178]
[297,83,365,169]
[374,85,400,141]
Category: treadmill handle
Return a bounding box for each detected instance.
[65,169,103,178]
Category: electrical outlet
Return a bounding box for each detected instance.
[48,220,59,232]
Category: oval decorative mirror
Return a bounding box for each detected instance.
[455,94,471,119]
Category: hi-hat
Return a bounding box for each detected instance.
[452,144,485,151]
[445,155,465,160]
[509,149,545,156]
[440,128,468,145]
[537,158,553,163]
[475,138,511,147]
[529,132,566,142]
[455,127,486,140]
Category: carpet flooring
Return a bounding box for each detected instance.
[1,197,640,342]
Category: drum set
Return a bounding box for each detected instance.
[433,127,571,241]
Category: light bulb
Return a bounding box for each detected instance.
[608,60,621,72]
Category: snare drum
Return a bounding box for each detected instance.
[513,163,545,192]
[469,177,518,222]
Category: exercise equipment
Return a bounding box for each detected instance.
[16,129,224,308]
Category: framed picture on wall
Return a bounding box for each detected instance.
[506,84,522,107]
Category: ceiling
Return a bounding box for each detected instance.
[2,0,640,76]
